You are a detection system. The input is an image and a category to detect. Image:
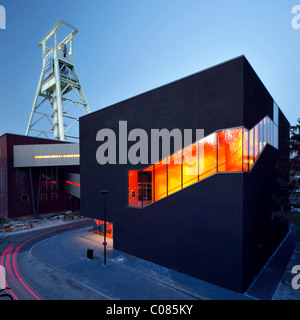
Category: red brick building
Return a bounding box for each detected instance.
[0,133,80,219]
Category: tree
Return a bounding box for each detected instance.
[289,118,300,221]
[276,118,300,225]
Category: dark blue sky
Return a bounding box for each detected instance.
[0,0,299,138]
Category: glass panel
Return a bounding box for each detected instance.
[21,194,29,203]
[199,133,217,180]
[52,167,58,191]
[258,120,263,154]
[263,118,267,148]
[41,167,47,191]
[167,150,182,195]
[138,172,143,203]
[243,129,249,172]
[217,131,226,172]
[249,128,254,170]
[182,142,198,188]
[273,102,279,125]
[154,160,167,201]
[50,167,53,191]
[254,124,259,161]
[142,166,154,207]
[128,117,278,206]
[51,193,58,200]
[0,169,3,191]
[94,220,113,239]
[46,167,52,190]
[274,124,278,149]
[271,121,274,147]
[218,128,243,172]
[267,117,271,145]
[266,117,270,143]
[128,170,142,207]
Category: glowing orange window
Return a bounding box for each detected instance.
[243,129,249,172]
[218,128,243,172]
[254,124,259,161]
[199,133,217,180]
[167,150,182,195]
[154,161,167,201]
[182,142,198,188]
[142,166,154,206]
[128,170,142,207]
[249,128,254,170]
[94,220,113,239]
[128,116,276,208]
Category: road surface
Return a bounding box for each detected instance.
[0,219,107,300]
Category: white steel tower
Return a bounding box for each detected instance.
[26,20,91,141]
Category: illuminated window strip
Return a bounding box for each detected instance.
[128,114,279,208]
[34,154,80,159]
[66,180,80,187]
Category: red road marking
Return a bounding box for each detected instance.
[12,244,41,300]
[7,220,90,300]
[1,246,19,300]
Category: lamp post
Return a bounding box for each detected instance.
[100,190,110,265]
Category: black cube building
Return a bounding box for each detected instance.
[79,56,290,292]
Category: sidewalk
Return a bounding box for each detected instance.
[272,247,300,300]
[30,226,253,300]
[28,223,300,301]
[272,227,300,300]
[245,231,299,300]
[4,214,299,300]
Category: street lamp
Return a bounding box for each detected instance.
[100,190,110,265]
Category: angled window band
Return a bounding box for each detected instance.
[128,113,279,208]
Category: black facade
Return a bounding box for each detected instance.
[79,56,290,292]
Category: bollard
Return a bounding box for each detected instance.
[87,249,93,260]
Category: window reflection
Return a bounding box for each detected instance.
[41,167,58,191]
[249,128,254,170]
[243,129,249,172]
[254,124,259,161]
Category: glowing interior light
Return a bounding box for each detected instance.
[94,220,113,239]
[34,154,80,159]
[218,128,243,172]
[128,115,279,208]
[66,180,80,187]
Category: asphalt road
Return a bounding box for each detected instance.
[0,219,107,300]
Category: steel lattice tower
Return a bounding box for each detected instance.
[26,20,91,141]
